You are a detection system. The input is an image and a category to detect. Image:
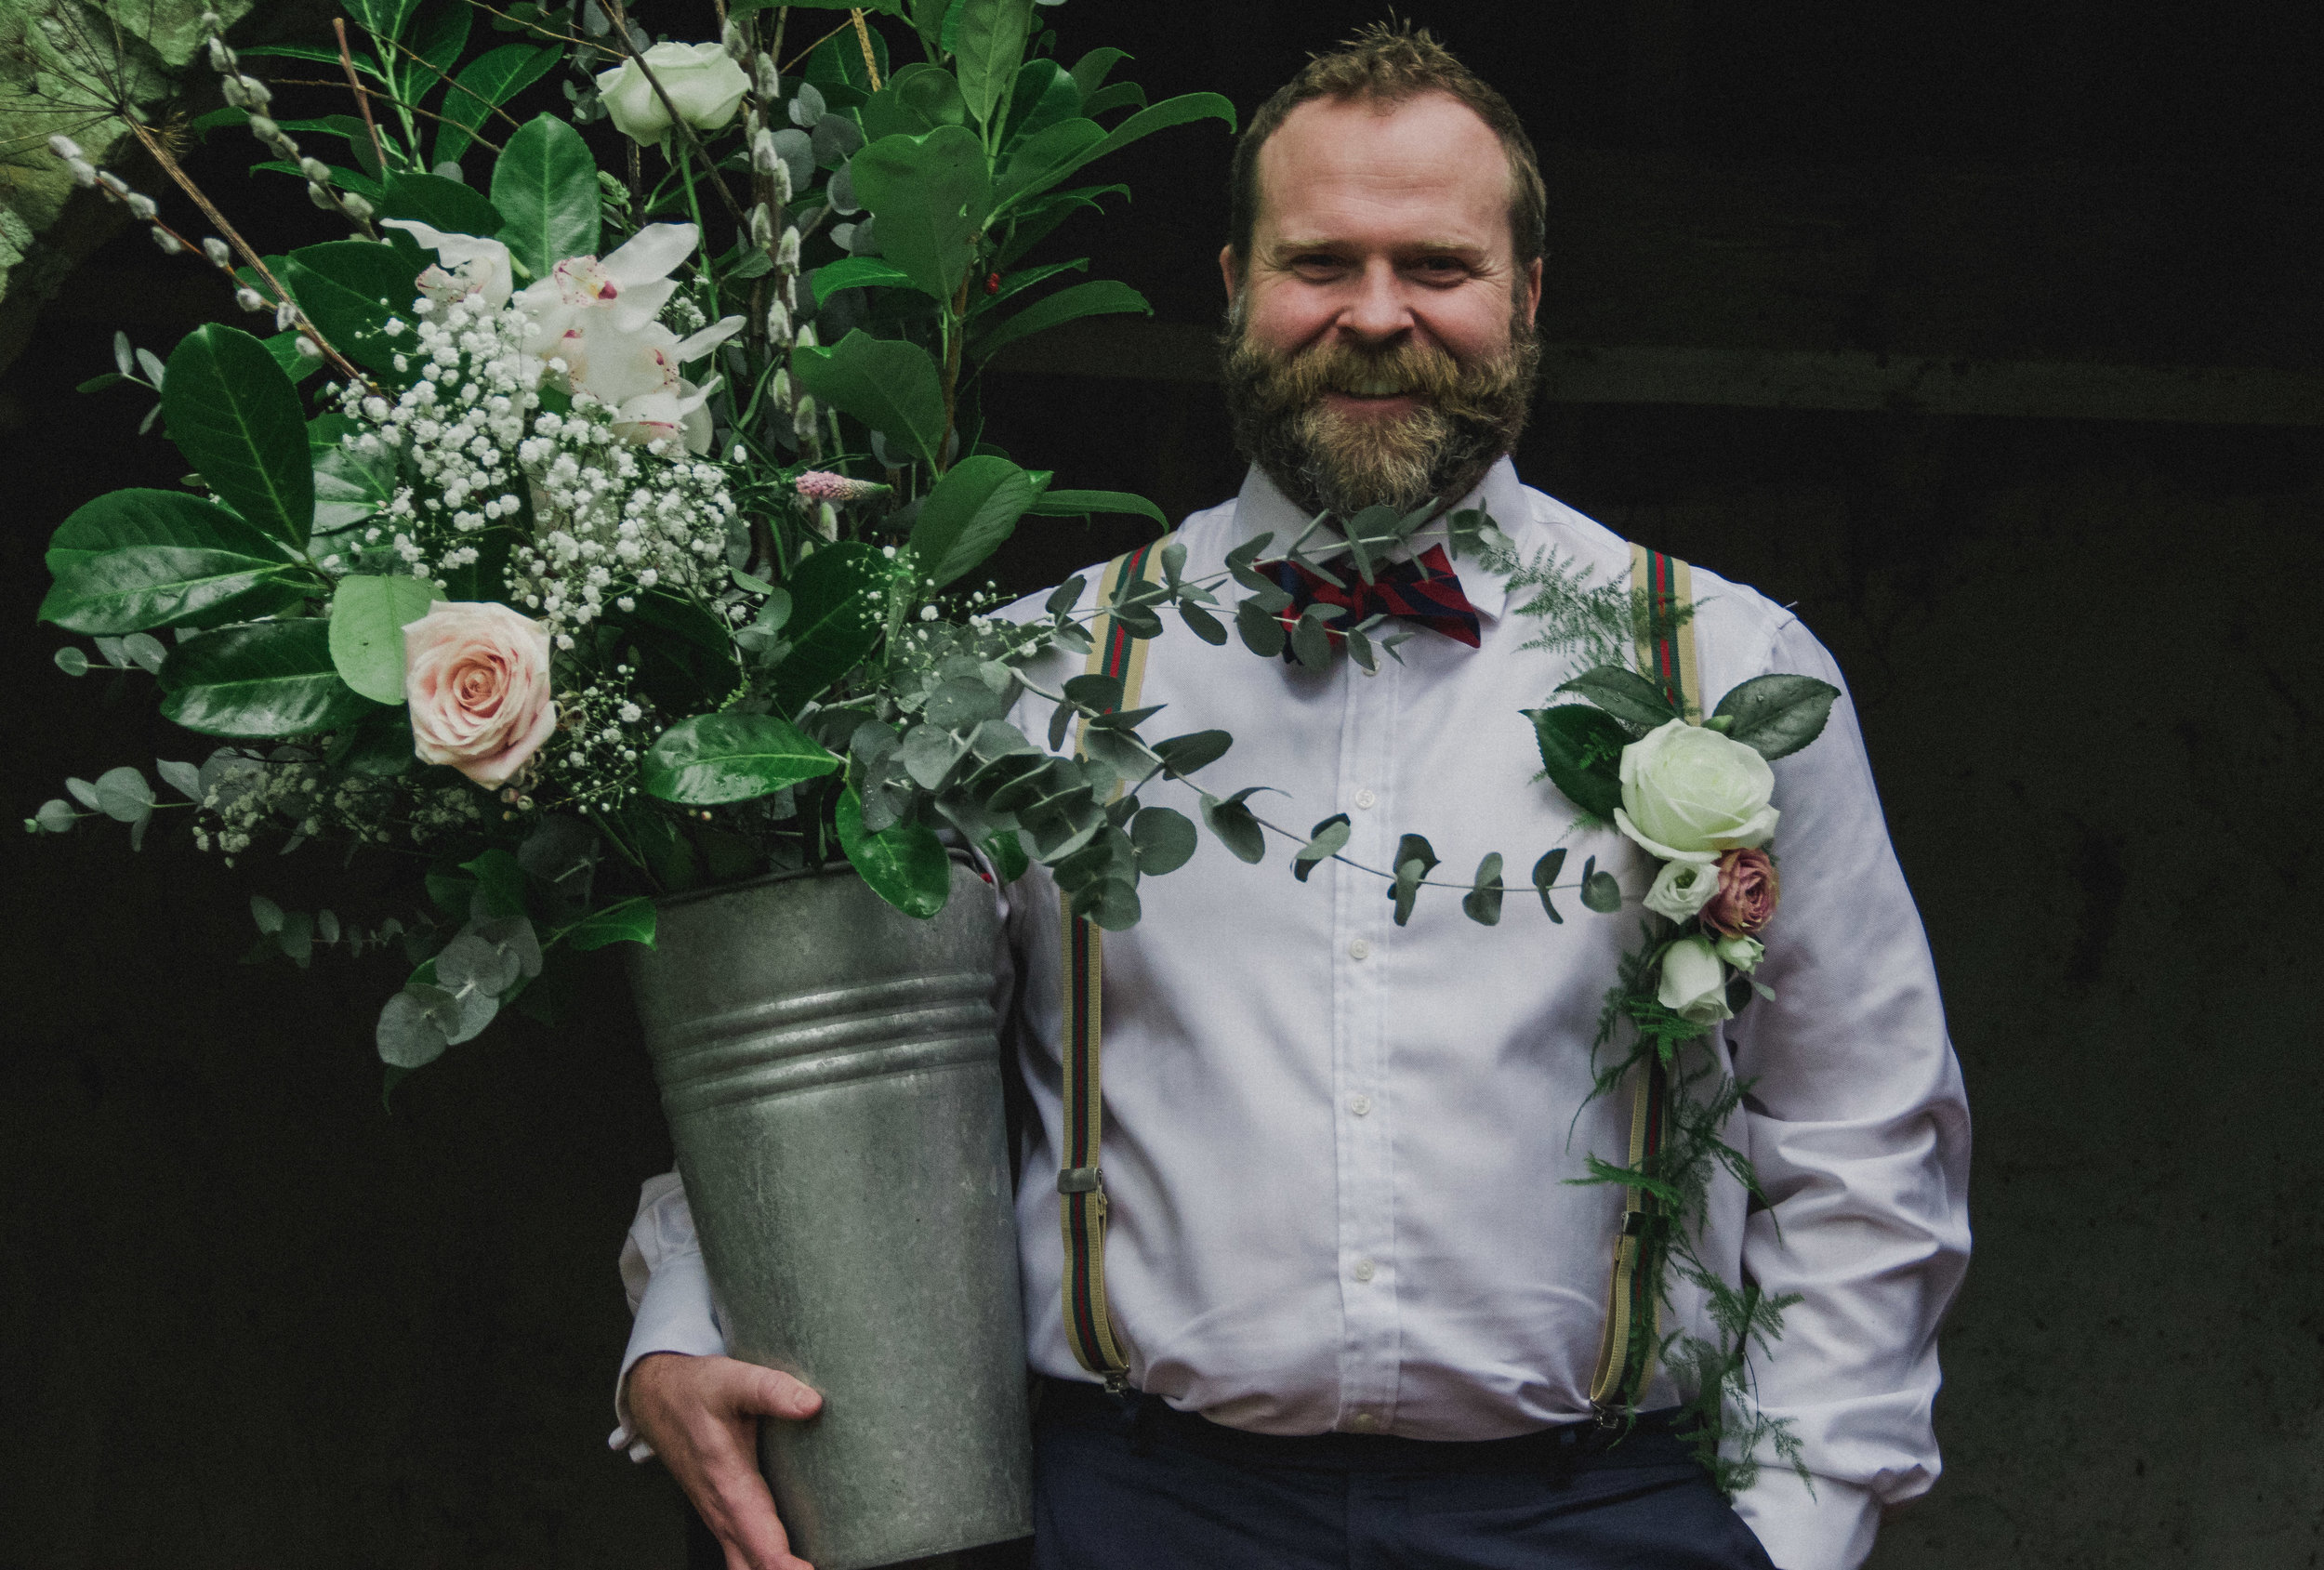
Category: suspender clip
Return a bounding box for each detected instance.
[1057,1165,1103,1194]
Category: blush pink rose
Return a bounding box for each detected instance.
[403,601,557,787]
[1699,847,1780,937]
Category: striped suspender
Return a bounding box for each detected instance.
[1057,536,1170,1390]
[1587,543,1703,1418]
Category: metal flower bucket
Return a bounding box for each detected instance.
[627,861,1032,1570]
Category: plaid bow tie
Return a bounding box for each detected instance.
[1262,543,1484,656]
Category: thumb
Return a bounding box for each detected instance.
[730,1365,823,1422]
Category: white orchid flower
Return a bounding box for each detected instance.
[382,219,513,310]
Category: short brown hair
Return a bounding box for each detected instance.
[1226,23,1547,280]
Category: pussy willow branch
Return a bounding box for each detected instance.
[333,18,389,175]
[118,122,372,388]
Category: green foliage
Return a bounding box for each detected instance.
[162,325,313,549]
[848,126,992,302]
[642,714,844,805]
[491,114,600,278]
[284,241,420,378]
[328,574,445,703]
[1527,704,1629,821]
[791,332,948,468]
[435,43,560,165]
[909,455,1048,587]
[969,278,1149,362]
[771,543,890,712]
[1711,674,1842,760]
[379,173,503,247]
[159,620,378,738]
[837,785,952,917]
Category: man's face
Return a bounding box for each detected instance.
[1220,91,1544,520]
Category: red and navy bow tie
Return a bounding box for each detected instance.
[1261,543,1484,655]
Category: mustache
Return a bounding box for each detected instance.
[1220,335,1525,427]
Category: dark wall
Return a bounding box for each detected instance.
[6,2,2321,1564]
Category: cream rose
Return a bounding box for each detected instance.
[1714,934,1765,973]
[403,601,557,787]
[1615,719,1779,864]
[597,43,749,150]
[1643,858,1719,922]
[1657,934,1734,1027]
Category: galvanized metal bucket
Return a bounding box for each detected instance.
[627,861,1032,1570]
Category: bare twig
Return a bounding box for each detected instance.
[333,18,390,176]
[257,78,509,152]
[780,15,856,74]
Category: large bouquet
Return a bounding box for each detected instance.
[26,0,1236,1073]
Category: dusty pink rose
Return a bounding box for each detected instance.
[1699,847,1780,937]
[403,601,557,787]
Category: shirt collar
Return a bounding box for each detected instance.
[1226,457,1522,622]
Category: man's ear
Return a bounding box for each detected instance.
[1523,257,1543,324]
[1220,244,1240,310]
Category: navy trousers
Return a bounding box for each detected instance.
[1028,1379,1778,1570]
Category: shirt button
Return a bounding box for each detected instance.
[1353,1259,1377,1283]
[1349,1094,1373,1116]
[1349,1412,1379,1431]
[1354,788,1377,810]
[1348,938,1370,960]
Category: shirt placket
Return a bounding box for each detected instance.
[1329,645,1400,1433]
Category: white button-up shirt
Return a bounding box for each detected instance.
[615,458,1971,1570]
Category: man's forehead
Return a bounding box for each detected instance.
[1252,92,1513,249]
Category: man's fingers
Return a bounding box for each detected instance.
[706,1464,813,1570]
[728,1363,824,1422]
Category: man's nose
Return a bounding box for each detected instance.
[1336,259,1414,345]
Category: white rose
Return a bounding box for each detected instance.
[1615,718,1779,864]
[597,42,750,149]
[1714,934,1765,973]
[1657,934,1734,1027]
[1643,858,1719,922]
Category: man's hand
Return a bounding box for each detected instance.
[627,1352,825,1570]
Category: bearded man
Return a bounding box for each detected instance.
[614,26,1969,1570]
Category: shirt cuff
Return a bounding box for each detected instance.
[606,1247,727,1461]
[1730,1466,1881,1570]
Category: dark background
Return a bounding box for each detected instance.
[5,0,2322,1564]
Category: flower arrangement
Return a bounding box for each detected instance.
[24,0,1246,1073]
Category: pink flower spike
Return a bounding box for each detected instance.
[792,470,892,506]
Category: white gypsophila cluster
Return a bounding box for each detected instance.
[553,662,660,806]
[337,294,741,649]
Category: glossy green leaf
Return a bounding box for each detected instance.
[1002,57,1081,148]
[994,92,1235,218]
[405,0,470,99]
[45,487,294,577]
[284,241,419,377]
[260,329,324,384]
[493,114,601,279]
[329,574,445,703]
[379,172,503,244]
[1556,664,1678,730]
[563,895,656,951]
[1024,488,1169,527]
[909,455,1048,589]
[847,126,992,303]
[971,278,1149,362]
[953,0,1034,128]
[310,417,396,532]
[1525,704,1630,821]
[992,115,1105,214]
[983,827,1030,883]
[1710,673,1842,761]
[1067,46,1129,99]
[642,713,842,804]
[811,257,914,305]
[837,785,952,917]
[436,44,561,165]
[39,546,311,633]
[772,542,890,710]
[163,324,314,549]
[159,619,379,737]
[791,331,948,468]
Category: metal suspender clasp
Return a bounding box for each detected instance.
[1057,1166,1103,1194]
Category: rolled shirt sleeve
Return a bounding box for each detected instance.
[1724,619,1973,1568]
[608,1171,725,1460]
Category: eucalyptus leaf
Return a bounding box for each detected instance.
[93,765,153,824]
[157,758,204,801]
[376,986,454,1067]
[1389,831,1440,927]
[33,798,77,833]
[1461,851,1505,926]
[1292,812,1350,882]
[1199,790,1266,864]
[1581,864,1624,915]
[1129,804,1195,876]
[53,646,89,676]
[1531,848,1567,923]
